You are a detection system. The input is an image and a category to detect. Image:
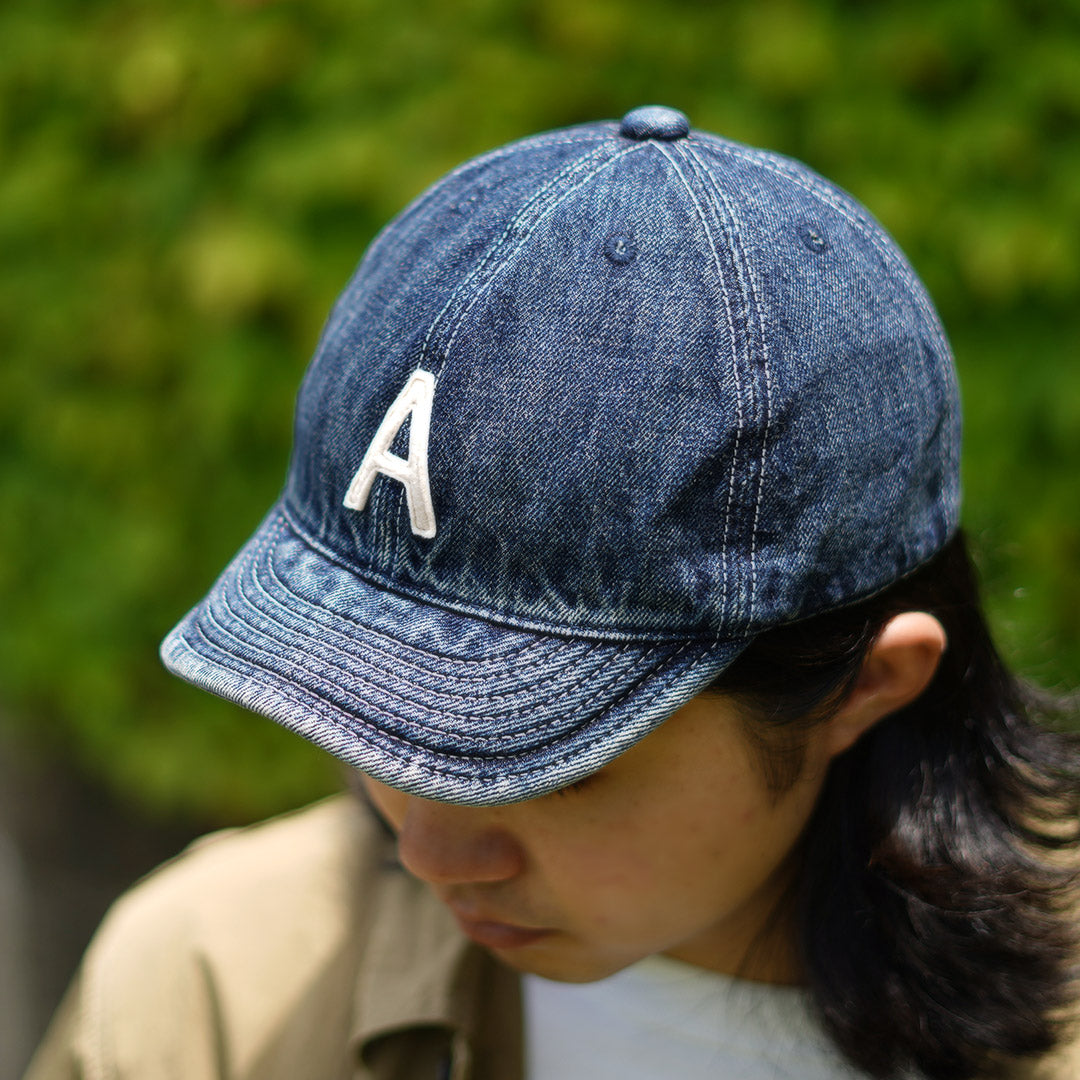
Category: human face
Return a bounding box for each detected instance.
[361,692,834,985]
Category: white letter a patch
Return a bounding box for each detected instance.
[343,370,437,538]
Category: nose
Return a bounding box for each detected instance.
[393,795,525,887]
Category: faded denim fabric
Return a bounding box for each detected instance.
[162,107,960,805]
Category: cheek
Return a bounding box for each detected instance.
[360,777,408,830]
[524,804,659,899]
[534,793,724,904]
[570,780,799,917]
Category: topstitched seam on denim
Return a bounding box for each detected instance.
[278,503,709,641]
[359,135,610,270]
[176,628,604,785]
[685,142,774,629]
[704,141,952,364]
[252,516,551,671]
[436,132,610,186]
[177,620,694,781]
[321,133,610,350]
[731,145,958,480]
[214,584,628,728]
[217,591,626,725]
[254,530,569,679]
[260,623,690,784]
[267,511,569,662]
[653,142,743,626]
[258,558,567,684]
[699,138,956,513]
[668,142,756,625]
[232,562,623,714]
[180,621,528,768]
[260,514,556,669]
[195,596,662,742]
[199,595,552,739]
[256,540,577,685]
[706,141,928,283]
[389,134,610,283]
[433,141,628,358]
[418,142,614,375]
[214,551,647,721]
[441,142,649,368]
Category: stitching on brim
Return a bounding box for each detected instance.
[200,586,656,739]
[264,515,554,665]
[174,622,696,784]
[279,504,706,642]
[257,524,571,684]
[188,600,678,751]
[223,568,631,722]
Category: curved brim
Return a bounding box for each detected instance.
[161,507,746,805]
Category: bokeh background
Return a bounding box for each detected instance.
[2,0,1078,1070]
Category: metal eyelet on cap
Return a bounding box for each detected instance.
[619,105,690,141]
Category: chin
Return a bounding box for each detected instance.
[490,942,637,984]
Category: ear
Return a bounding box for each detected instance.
[822,612,947,759]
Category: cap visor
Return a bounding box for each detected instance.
[161,507,744,804]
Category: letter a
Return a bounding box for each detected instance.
[343,370,437,538]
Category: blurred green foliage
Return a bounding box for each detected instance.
[1,0,1078,822]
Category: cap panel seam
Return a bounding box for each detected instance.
[697,139,952,367]
[337,133,610,343]
[433,129,613,188]
[433,141,652,374]
[416,141,615,375]
[651,142,748,631]
[707,137,961,520]
[683,141,774,630]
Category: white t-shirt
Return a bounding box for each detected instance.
[523,955,871,1080]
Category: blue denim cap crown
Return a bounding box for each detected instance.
[162,106,961,805]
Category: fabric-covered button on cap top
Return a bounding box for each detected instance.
[619,105,690,141]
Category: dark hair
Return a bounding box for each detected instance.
[713,530,1080,1080]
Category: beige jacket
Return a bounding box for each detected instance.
[23,796,1078,1080]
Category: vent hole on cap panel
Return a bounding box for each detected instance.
[603,234,637,265]
[797,223,829,253]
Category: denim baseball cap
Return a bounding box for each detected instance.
[162,105,960,805]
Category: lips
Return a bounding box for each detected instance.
[445,901,552,950]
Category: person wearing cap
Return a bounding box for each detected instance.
[25,107,1080,1080]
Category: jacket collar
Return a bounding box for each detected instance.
[349,854,522,1080]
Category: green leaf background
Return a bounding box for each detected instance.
[2,0,1078,822]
